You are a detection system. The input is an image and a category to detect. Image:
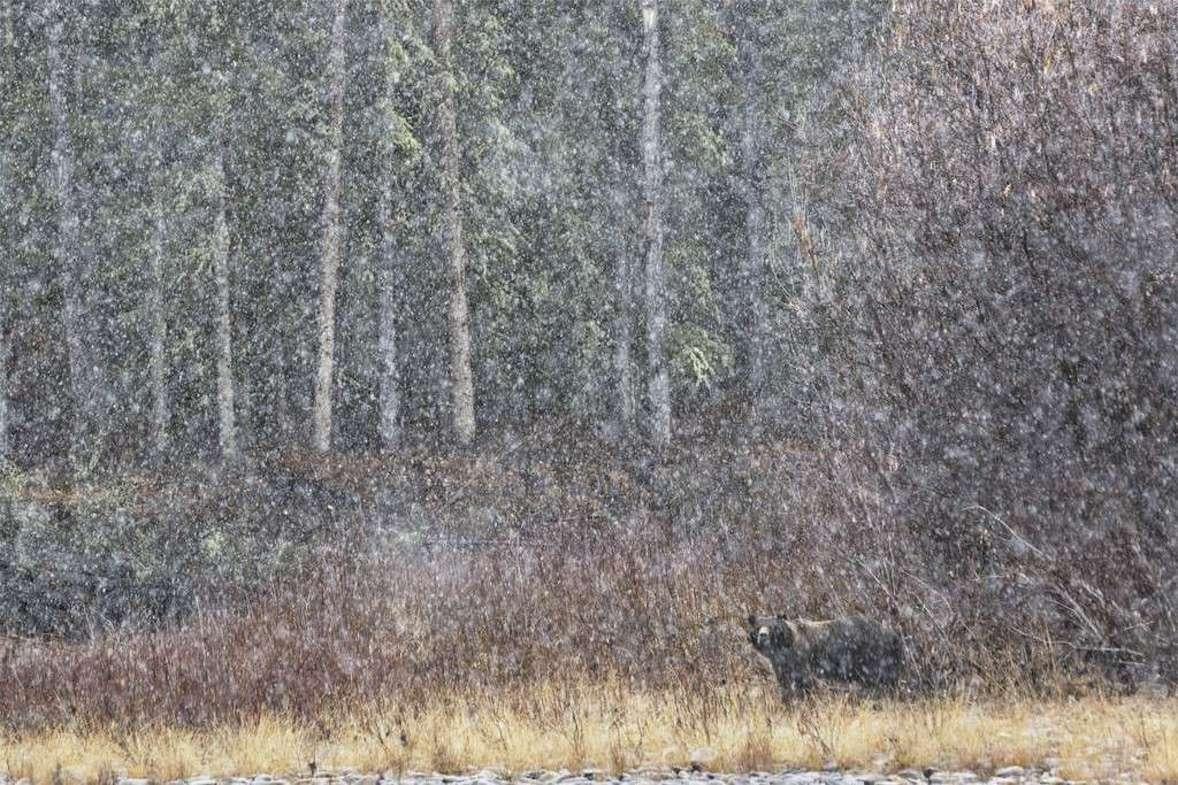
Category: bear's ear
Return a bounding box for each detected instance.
[747,613,757,627]
[778,620,795,648]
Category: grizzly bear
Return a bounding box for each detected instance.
[746,613,904,696]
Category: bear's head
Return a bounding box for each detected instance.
[746,614,794,656]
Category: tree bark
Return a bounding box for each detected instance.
[0,320,8,464]
[376,5,402,451]
[735,2,769,403]
[433,0,476,447]
[612,218,636,437]
[0,277,7,458]
[641,0,671,449]
[377,253,401,450]
[212,128,238,462]
[608,8,635,440]
[147,190,169,462]
[312,0,348,454]
[146,118,169,464]
[46,1,93,475]
[0,0,12,464]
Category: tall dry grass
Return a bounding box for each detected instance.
[3,688,1176,784]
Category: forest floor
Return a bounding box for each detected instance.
[2,688,1175,785]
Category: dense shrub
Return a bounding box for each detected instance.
[806,0,1177,681]
[0,436,1159,730]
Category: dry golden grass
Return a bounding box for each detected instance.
[2,684,1174,785]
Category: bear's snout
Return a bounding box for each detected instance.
[756,625,771,646]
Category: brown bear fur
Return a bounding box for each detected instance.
[747,613,904,697]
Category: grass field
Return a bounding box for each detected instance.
[3,686,1175,785]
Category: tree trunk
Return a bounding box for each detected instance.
[608,8,635,440]
[433,0,475,447]
[46,1,93,475]
[312,0,348,454]
[212,129,238,462]
[375,6,401,451]
[146,123,169,464]
[276,341,294,443]
[0,320,8,463]
[0,0,12,464]
[0,300,8,463]
[641,0,671,449]
[612,225,636,438]
[735,2,769,404]
[377,247,401,450]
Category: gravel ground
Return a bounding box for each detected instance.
[10,766,1135,785]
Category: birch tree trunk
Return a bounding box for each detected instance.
[0,278,7,458]
[609,8,635,440]
[312,0,347,454]
[377,251,401,449]
[276,342,294,442]
[735,2,769,404]
[212,126,238,462]
[641,0,671,449]
[375,6,402,451]
[0,0,12,464]
[0,295,8,463]
[433,0,476,447]
[146,119,170,464]
[612,210,636,437]
[46,1,93,475]
[0,321,7,464]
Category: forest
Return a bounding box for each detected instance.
[0,0,889,466]
[1,0,1177,780]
